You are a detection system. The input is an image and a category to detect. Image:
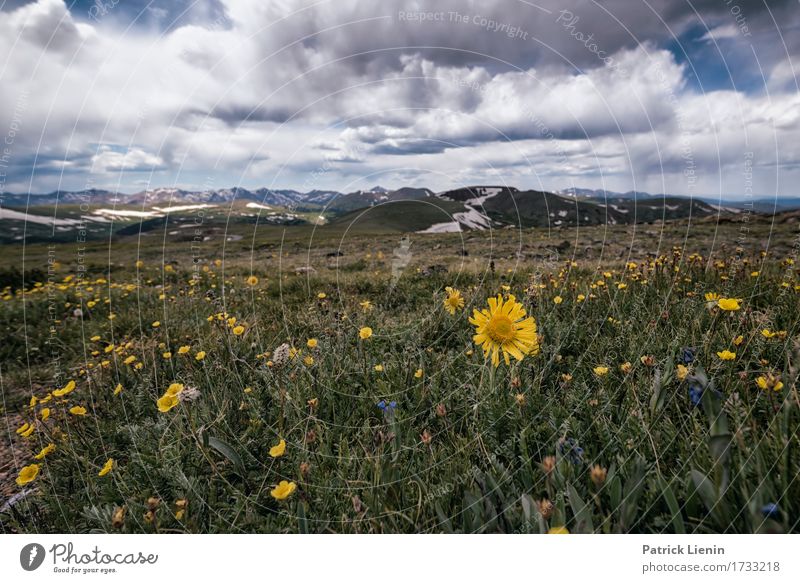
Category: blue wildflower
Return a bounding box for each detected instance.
[557,437,584,465]
[377,400,397,420]
[688,384,703,406]
[761,503,779,519]
[681,347,696,365]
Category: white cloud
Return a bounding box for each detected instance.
[91,146,165,172]
[0,0,797,197]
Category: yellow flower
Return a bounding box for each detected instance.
[469,294,539,367]
[303,355,314,366]
[232,325,246,336]
[374,364,384,372]
[620,362,632,374]
[52,380,76,397]
[317,292,327,299]
[157,394,179,413]
[359,327,373,340]
[195,350,206,361]
[548,526,569,534]
[98,458,114,477]
[756,373,783,392]
[41,408,51,420]
[269,439,286,458]
[553,295,563,305]
[246,275,259,286]
[69,405,87,416]
[166,383,184,396]
[90,335,101,342]
[114,383,123,395]
[175,499,188,520]
[704,292,720,308]
[676,364,689,381]
[307,338,318,349]
[593,366,609,377]
[270,480,296,500]
[414,368,423,379]
[16,463,40,486]
[152,321,161,328]
[443,287,465,315]
[733,335,744,346]
[123,355,136,365]
[359,300,373,312]
[178,345,190,355]
[716,350,736,361]
[163,351,172,359]
[717,298,741,311]
[617,283,627,290]
[34,443,56,460]
[761,329,776,339]
[577,294,585,302]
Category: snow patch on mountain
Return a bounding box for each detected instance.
[0,207,82,226]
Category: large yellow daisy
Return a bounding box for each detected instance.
[469,294,539,367]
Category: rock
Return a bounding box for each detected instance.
[421,264,447,277]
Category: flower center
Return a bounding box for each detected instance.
[486,314,514,343]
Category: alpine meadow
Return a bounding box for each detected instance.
[1,0,799,546]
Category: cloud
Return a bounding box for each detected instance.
[0,0,797,197]
[91,145,165,172]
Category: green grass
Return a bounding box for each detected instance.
[0,223,799,533]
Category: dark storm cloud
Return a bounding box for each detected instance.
[207,104,296,125]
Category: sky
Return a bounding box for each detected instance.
[0,0,798,198]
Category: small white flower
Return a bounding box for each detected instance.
[179,386,201,402]
[272,343,291,367]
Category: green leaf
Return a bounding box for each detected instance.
[649,367,665,417]
[619,460,647,532]
[207,436,246,476]
[690,469,717,514]
[297,502,309,534]
[658,475,685,534]
[434,502,454,533]
[567,484,594,533]
[609,474,622,517]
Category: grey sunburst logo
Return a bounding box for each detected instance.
[20,543,46,571]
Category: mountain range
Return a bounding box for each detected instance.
[2,184,795,213]
[1,184,797,243]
